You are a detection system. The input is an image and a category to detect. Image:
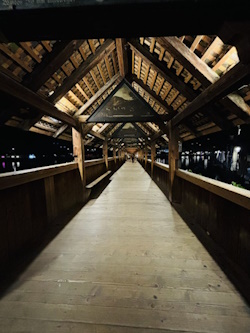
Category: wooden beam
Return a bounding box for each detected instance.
[89,129,105,141]
[41,41,52,52]
[168,120,179,204]
[20,42,41,63]
[115,38,128,77]
[151,141,156,178]
[105,56,113,80]
[67,90,84,106]
[212,46,237,71]
[137,57,142,79]
[83,77,95,96]
[103,138,108,170]
[222,94,250,122]
[150,71,157,90]
[53,124,68,138]
[72,127,86,189]
[81,123,95,137]
[156,36,250,121]
[75,73,121,117]
[144,141,148,169]
[150,129,163,142]
[76,83,90,101]
[0,44,32,73]
[50,39,116,104]
[201,37,222,61]
[171,62,250,127]
[112,50,118,74]
[156,37,217,86]
[0,71,77,128]
[190,35,203,52]
[143,64,150,84]
[128,39,197,101]
[23,40,84,92]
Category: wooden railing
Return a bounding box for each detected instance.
[0,157,124,267]
[140,159,250,299]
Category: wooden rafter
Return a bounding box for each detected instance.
[50,39,115,103]
[212,46,237,71]
[83,77,95,96]
[105,56,113,80]
[128,39,197,101]
[0,44,32,73]
[89,129,105,141]
[111,51,118,74]
[171,62,250,126]
[157,36,250,121]
[190,35,203,52]
[157,37,216,86]
[41,41,52,52]
[0,71,77,127]
[24,40,84,91]
[115,38,128,78]
[201,36,222,61]
[75,73,121,117]
[20,42,41,63]
[76,83,90,101]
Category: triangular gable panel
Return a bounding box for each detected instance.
[87,80,159,123]
[112,123,147,138]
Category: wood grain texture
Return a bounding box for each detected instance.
[0,161,249,332]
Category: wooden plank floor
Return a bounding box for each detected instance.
[0,161,250,332]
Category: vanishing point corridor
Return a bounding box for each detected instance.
[0,161,250,332]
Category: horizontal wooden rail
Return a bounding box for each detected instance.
[176,169,250,210]
[85,157,114,168]
[0,162,77,191]
[85,158,105,168]
[155,161,169,172]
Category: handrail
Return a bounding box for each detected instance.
[0,162,78,191]
[85,157,114,168]
[176,169,250,210]
[85,158,105,167]
[155,161,169,172]
[0,157,118,190]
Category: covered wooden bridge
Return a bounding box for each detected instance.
[0,1,250,332]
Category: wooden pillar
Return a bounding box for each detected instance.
[151,142,156,178]
[103,138,108,170]
[168,121,179,204]
[113,146,117,163]
[72,127,86,186]
[144,142,148,169]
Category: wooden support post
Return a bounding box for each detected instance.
[72,127,86,187]
[168,121,179,204]
[144,142,148,169]
[151,142,156,178]
[103,138,108,170]
[113,146,117,163]
[44,176,57,223]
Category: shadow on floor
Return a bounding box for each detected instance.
[173,202,250,307]
[0,202,85,298]
[0,177,114,298]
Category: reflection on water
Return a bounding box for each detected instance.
[157,150,250,190]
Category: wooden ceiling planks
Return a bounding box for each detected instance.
[0,32,249,146]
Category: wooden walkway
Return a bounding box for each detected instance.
[0,161,250,332]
